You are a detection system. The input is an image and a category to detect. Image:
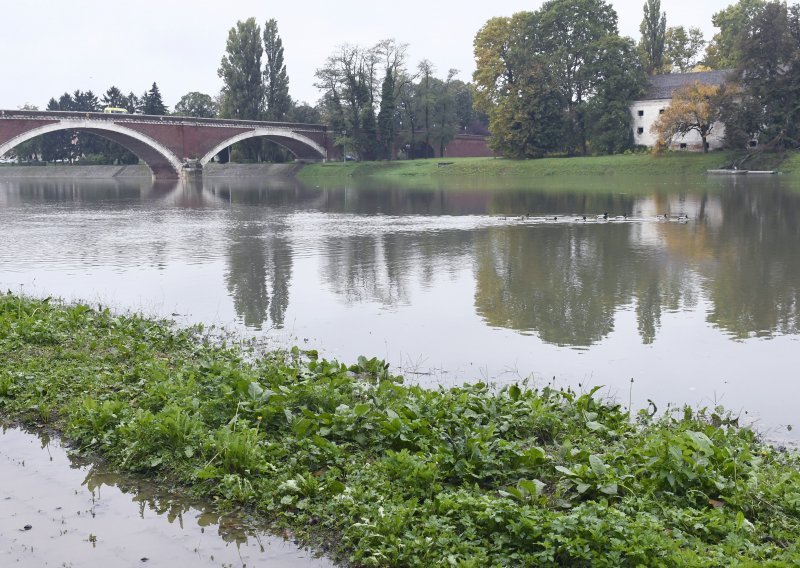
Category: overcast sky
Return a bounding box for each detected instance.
[2,0,735,111]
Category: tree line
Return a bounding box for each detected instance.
[646,0,800,154]
[10,1,800,165]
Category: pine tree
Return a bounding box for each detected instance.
[142,82,168,115]
[377,67,396,159]
[102,86,126,109]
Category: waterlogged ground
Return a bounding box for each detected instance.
[0,426,334,567]
[0,174,799,442]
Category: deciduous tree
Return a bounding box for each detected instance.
[174,92,217,118]
[665,26,705,72]
[263,19,291,121]
[704,0,767,69]
[219,18,265,120]
[640,0,667,74]
[651,82,727,153]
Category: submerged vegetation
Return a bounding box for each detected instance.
[1,293,799,566]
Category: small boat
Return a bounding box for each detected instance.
[707,169,748,175]
[706,169,777,175]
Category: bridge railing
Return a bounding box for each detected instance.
[0,109,327,132]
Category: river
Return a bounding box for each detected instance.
[1,173,798,444]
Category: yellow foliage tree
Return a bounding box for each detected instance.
[651,81,729,153]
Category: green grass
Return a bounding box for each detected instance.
[298,153,739,185]
[2,293,800,566]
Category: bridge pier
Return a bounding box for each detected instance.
[181,159,203,181]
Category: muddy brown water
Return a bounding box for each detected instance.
[0,426,336,567]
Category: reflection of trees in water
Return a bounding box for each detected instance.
[224,179,800,343]
[702,186,800,338]
[473,224,695,346]
[225,212,292,330]
[321,230,472,306]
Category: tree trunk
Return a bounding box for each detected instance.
[702,134,708,153]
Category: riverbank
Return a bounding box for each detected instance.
[298,152,800,185]
[1,293,799,565]
[0,163,302,179]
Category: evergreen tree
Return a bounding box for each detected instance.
[102,86,126,109]
[263,19,291,121]
[142,82,168,115]
[377,67,396,159]
[124,92,139,113]
[640,0,667,74]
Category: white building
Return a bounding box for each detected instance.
[630,70,731,151]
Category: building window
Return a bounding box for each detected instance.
[637,110,644,116]
[679,143,687,149]
[749,140,758,148]
[659,108,665,114]
[637,127,644,135]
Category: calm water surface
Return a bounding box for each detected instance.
[1,174,799,440]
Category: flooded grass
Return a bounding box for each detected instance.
[2,293,800,566]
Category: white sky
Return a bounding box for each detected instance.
[1,0,734,111]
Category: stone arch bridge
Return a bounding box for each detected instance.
[0,110,329,179]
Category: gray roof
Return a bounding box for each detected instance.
[642,70,733,100]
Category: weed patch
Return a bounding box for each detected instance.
[1,293,799,566]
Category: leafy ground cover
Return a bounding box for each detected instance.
[1,293,799,566]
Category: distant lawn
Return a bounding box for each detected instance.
[298,153,737,184]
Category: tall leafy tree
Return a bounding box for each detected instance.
[727,1,800,148]
[219,18,265,161]
[704,0,767,69]
[174,92,218,117]
[586,36,646,154]
[430,69,459,157]
[315,43,380,159]
[219,18,265,120]
[538,0,622,154]
[664,27,706,73]
[263,19,291,121]
[474,3,640,158]
[640,0,667,75]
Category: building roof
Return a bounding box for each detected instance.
[641,70,733,100]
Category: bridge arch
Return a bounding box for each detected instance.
[0,120,183,179]
[199,127,327,165]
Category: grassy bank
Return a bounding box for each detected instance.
[299,152,800,185]
[299,153,731,184]
[2,293,799,566]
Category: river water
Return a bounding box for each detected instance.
[1,174,799,443]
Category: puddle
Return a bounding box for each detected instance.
[0,426,337,567]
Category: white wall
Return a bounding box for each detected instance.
[630,99,726,151]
